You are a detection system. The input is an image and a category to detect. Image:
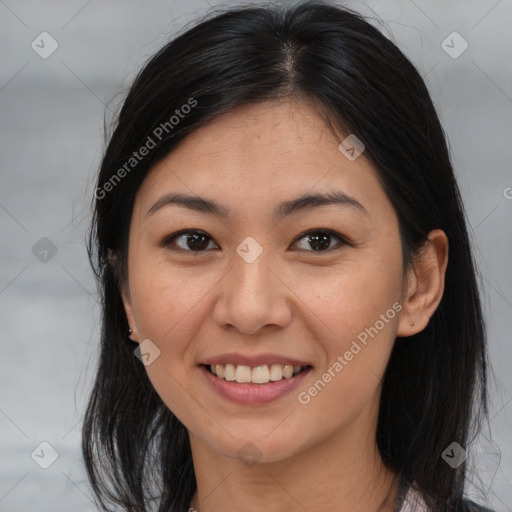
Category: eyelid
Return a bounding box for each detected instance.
[159,228,350,253]
[290,228,350,252]
[158,229,219,253]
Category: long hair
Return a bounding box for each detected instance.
[83,2,489,511]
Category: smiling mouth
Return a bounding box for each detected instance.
[202,363,313,385]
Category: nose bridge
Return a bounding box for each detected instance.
[234,242,271,293]
[213,239,291,333]
[230,234,272,292]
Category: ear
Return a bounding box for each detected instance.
[397,229,449,337]
[108,249,139,343]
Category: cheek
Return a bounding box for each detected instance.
[287,254,403,351]
[128,263,219,428]
[129,259,215,346]
[288,253,403,411]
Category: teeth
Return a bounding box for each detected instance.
[235,365,252,383]
[269,364,283,381]
[224,363,236,381]
[252,365,270,384]
[208,363,306,384]
[283,365,293,379]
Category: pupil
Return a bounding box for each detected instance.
[188,233,209,251]
[310,233,330,251]
[184,232,331,251]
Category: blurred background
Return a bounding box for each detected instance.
[1,0,511,510]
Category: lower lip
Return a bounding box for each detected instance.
[199,365,313,405]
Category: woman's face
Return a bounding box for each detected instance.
[122,100,411,464]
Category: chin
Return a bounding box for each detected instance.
[191,418,315,465]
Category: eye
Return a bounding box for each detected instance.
[292,229,348,252]
[160,229,219,253]
[159,228,349,254]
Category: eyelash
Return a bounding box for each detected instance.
[159,228,350,255]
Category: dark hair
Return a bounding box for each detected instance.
[83,2,489,511]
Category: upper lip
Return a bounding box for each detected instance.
[201,353,313,368]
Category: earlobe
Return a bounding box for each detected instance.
[397,229,449,337]
[121,289,139,342]
[109,249,139,342]
[107,248,117,267]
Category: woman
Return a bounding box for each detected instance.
[83,2,493,511]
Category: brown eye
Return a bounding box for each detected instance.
[292,229,347,252]
[160,228,348,255]
[161,230,218,253]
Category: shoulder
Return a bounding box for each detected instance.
[460,499,496,512]
[399,485,496,512]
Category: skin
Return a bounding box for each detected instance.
[119,100,448,512]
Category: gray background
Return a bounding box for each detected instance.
[1,0,511,510]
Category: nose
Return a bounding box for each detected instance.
[212,248,292,335]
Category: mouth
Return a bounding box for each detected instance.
[199,357,313,405]
[202,363,313,384]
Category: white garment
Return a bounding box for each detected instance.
[398,486,429,512]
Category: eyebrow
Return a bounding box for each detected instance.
[145,190,366,219]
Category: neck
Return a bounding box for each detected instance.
[188,416,398,512]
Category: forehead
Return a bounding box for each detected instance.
[134,100,390,222]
